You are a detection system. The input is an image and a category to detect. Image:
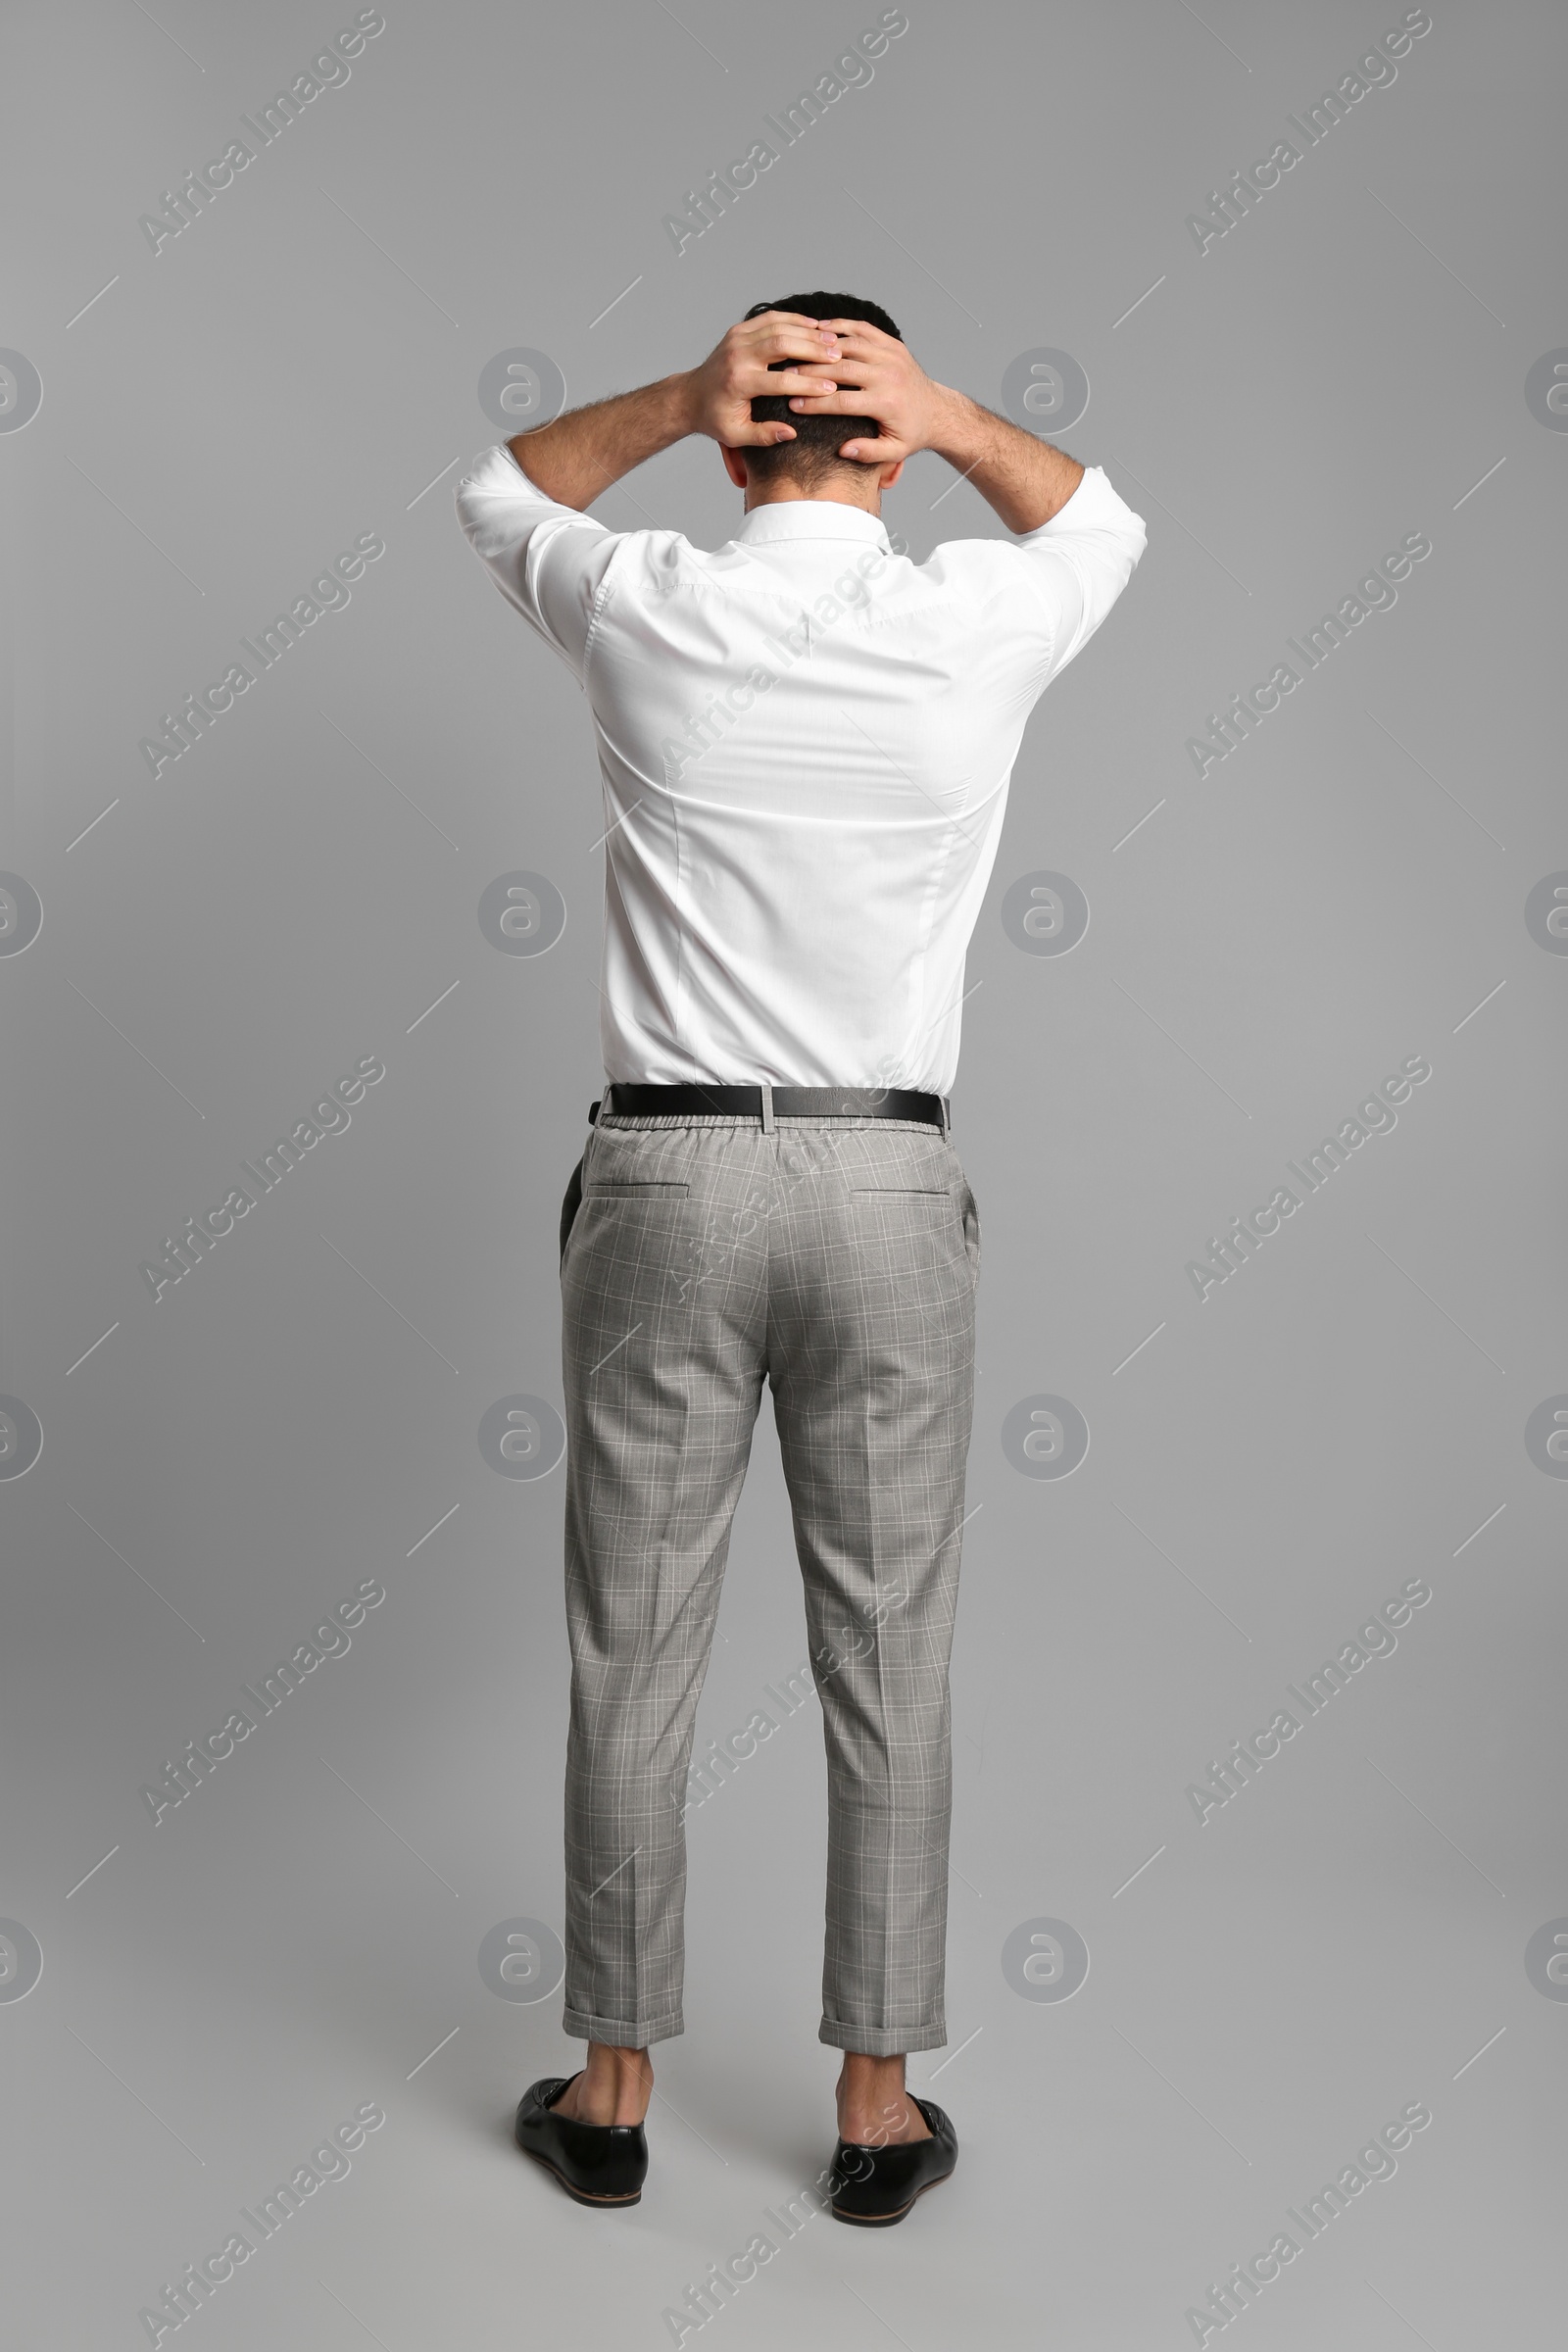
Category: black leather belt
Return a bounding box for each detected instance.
[593,1082,949,1131]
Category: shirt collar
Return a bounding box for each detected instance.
[731,499,890,550]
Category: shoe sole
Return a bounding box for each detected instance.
[518,2145,644,2208]
[831,2166,955,2228]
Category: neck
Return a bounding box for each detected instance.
[744,471,882,515]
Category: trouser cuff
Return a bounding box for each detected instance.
[563,2004,684,2048]
[817,2018,948,2056]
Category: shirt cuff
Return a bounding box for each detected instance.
[1020,464,1143,542]
[467,440,565,506]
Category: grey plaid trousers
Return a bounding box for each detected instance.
[558,1110,980,2056]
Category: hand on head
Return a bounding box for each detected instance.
[688,306,945,492]
[686,310,849,451]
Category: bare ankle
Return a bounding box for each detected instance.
[567,2041,652,2127]
[835,2052,930,2144]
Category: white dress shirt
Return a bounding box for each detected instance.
[455,444,1146,1092]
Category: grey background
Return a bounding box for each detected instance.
[3,0,1564,2343]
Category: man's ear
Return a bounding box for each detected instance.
[878,457,906,491]
[720,444,751,489]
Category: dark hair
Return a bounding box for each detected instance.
[741,291,902,486]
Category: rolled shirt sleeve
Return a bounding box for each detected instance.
[1005,465,1149,682]
[454,444,623,681]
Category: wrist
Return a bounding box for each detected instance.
[665,368,702,442]
[925,384,990,468]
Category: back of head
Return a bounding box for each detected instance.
[743,291,902,491]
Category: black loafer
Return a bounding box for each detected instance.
[514,2074,649,2207]
[830,2095,957,2226]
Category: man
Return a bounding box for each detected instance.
[455,295,1146,2223]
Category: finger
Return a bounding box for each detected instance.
[726,421,799,447]
[745,310,839,331]
[740,341,842,384]
[791,349,877,382]
[784,388,872,415]
[746,368,838,396]
[839,434,907,464]
[747,318,843,356]
[807,333,885,368]
[761,336,846,362]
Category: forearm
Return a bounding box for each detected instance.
[509,372,695,511]
[927,388,1084,534]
